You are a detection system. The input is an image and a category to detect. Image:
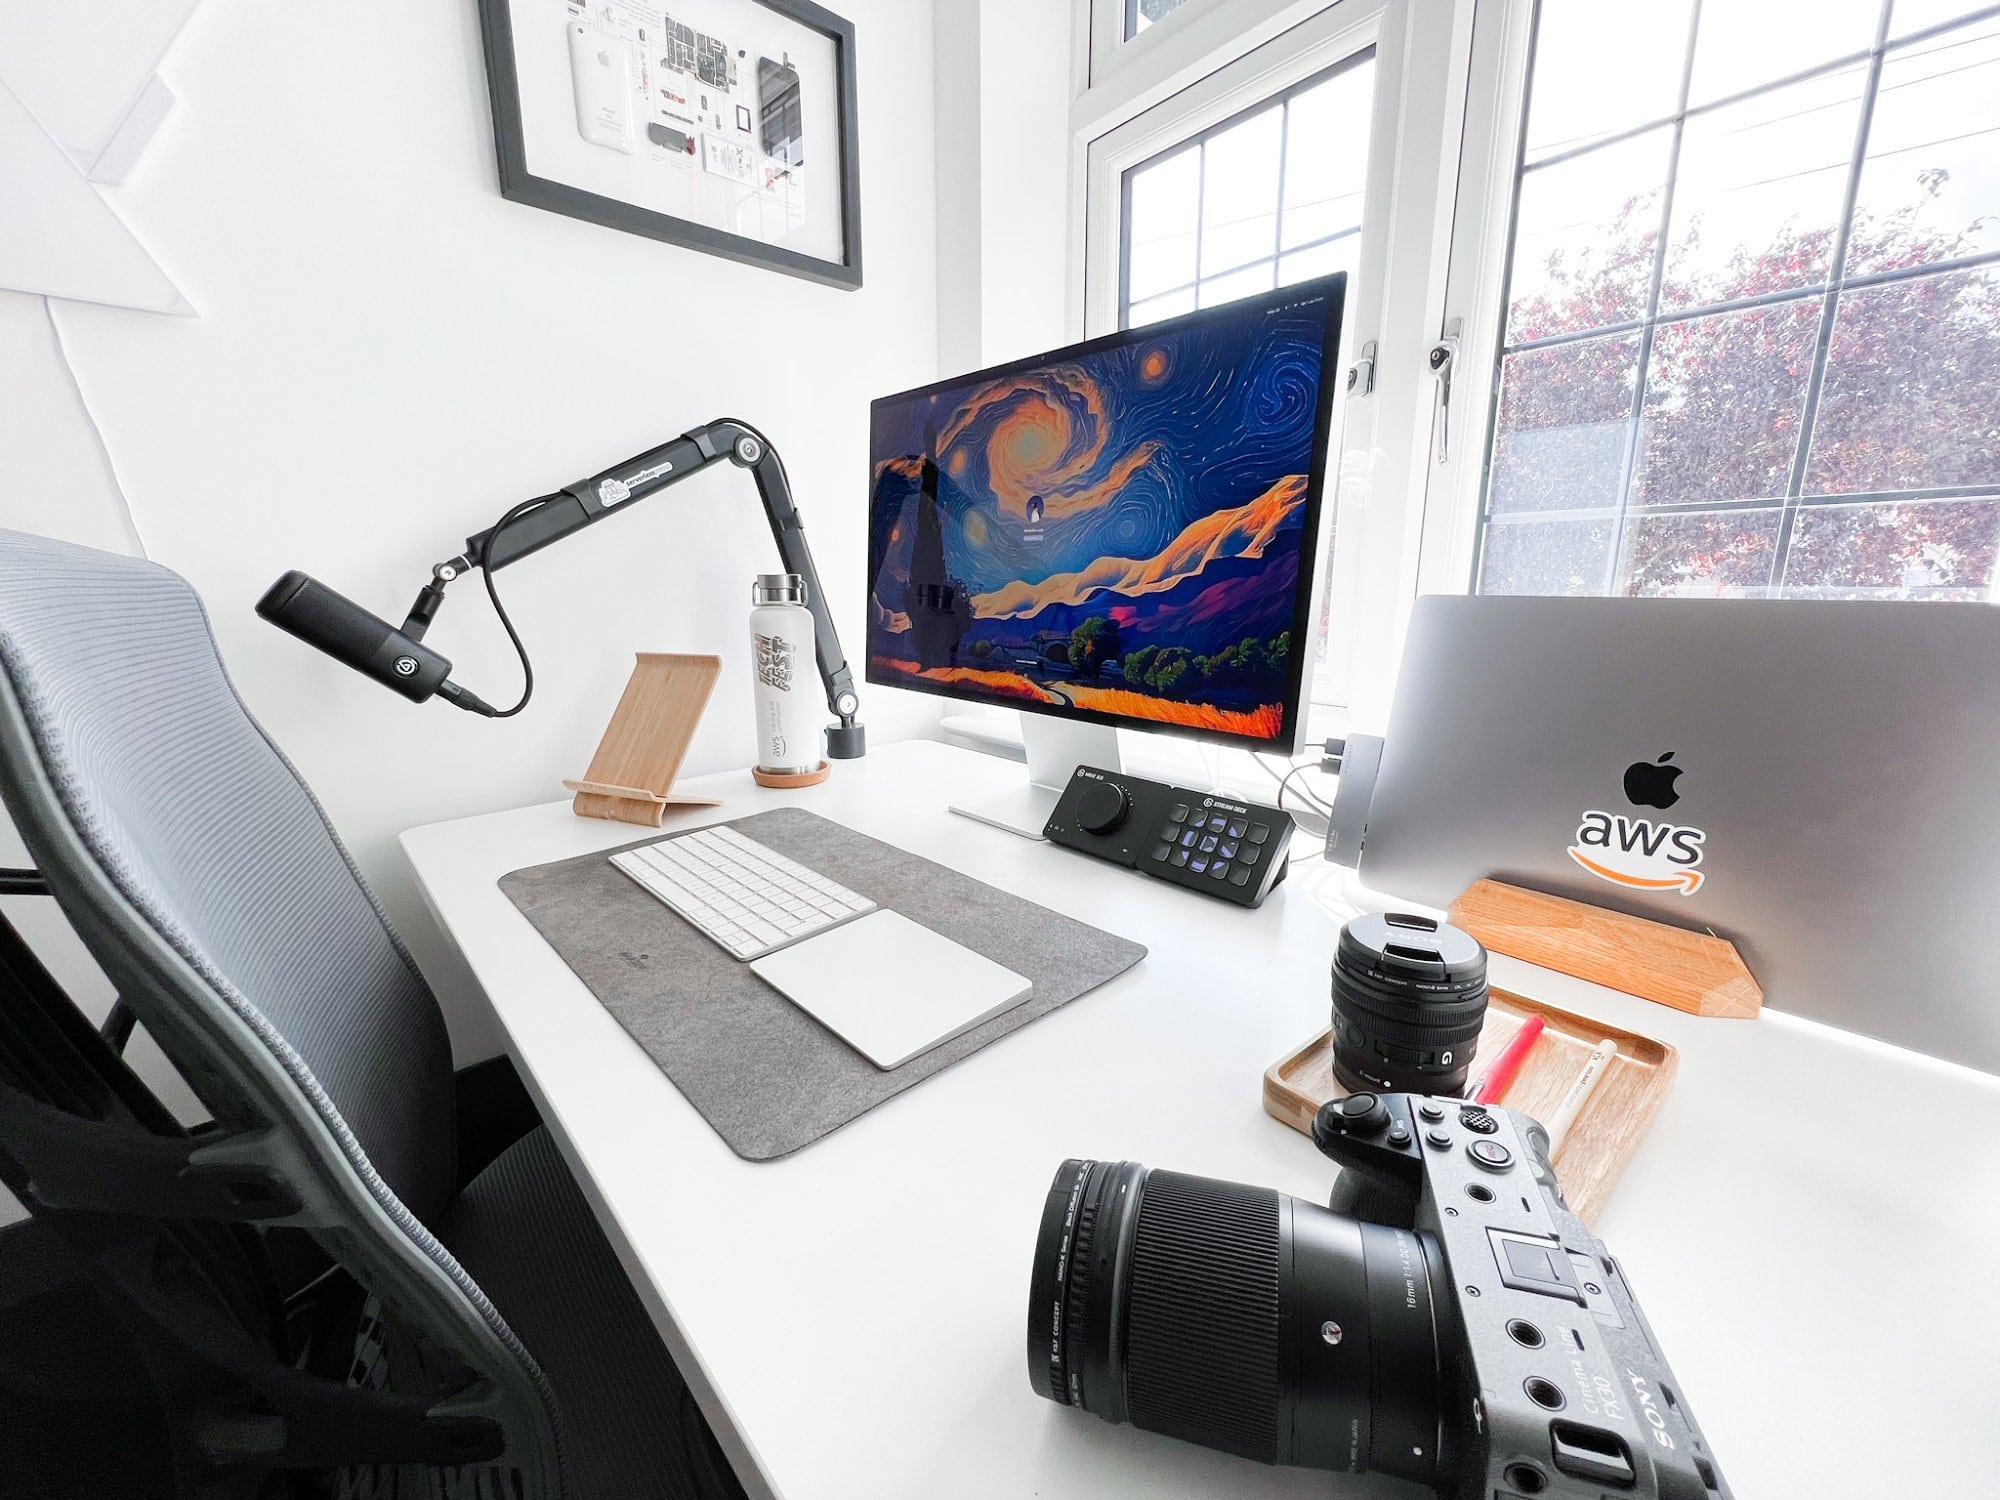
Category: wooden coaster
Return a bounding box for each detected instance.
[1263,986,1677,1224]
[751,761,830,789]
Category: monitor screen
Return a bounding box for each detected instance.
[865,275,1344,750]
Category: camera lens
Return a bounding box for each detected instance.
[1027,1159,1442,1482]
[1330,913,1488,1096]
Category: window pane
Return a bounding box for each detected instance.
[1490,335,1641,514]
[1805,267,2000,494]
[1523,0,1693,164]
[1127,146,1201,301]
[1479,517,1615,595]
[1200,106,1283,276]
[1892,0,1993,38]
[1279,234,1357,289]
[1662,68,1863,309]
[1617,509,1783,596]
[1508,129,1672,343]
[1688,0,1882,107]
[1846,16,2000,277]
[1128,0,1192,38]
[1633,301,1820,507]
[1281,64,1374,249]
[1781,497,2000,597]
[1197,260,1275,307]
[1128,287,1197,326]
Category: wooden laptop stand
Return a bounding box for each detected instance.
[564,653,723,827]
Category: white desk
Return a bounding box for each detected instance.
[402,739,2000,1500]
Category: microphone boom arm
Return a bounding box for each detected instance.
[408,419,863,757]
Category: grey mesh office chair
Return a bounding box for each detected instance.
[0,528,742,1499]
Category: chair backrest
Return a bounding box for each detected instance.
[0,529,454,1219]
[0,528,559,1490]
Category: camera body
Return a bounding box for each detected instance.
[1313,1091,1729,1499]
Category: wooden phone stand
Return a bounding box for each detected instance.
[1447,879,1763,1019]
[563,653,723,827]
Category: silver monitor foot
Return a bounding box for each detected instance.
[949,715,1121,840]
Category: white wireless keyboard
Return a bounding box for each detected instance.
[610,825,877,960]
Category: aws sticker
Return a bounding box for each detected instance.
[1567,752,1708,896]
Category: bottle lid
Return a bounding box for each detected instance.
[754,573,807,606]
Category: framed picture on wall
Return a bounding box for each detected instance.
[478,0,862,290]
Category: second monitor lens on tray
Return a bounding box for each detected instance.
[1330,912,1488,1097]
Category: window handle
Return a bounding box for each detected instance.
[1345,341,1378,398]
[1427,318,1462,464]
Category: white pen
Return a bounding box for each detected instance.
[1544,1039,1618,1157]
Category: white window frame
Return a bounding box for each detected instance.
[1416,0,1535,603]
[1070,0,1481,730]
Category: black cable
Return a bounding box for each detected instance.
[475,495,551,719]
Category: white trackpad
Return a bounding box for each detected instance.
[751,910,1032,1069]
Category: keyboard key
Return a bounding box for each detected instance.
[1187,812,1207,830]
[1189,857,1208,873]
[1151,843,1172,861]
[1168,803,1189,823]
[1230,867,1251,886]
[1180,829,1198,848]
[1248,823,1270,844]
[1171,849,1190,867]
[1209,861,1229,879]
[1227,819,1247,838]
[1219,840,1238,859]
[1199,835,1218,853]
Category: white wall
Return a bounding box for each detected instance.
[14,0,944,1064]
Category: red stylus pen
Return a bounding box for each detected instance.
[1469,1014,1544,1104]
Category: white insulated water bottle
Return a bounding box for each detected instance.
[749,573,820,775]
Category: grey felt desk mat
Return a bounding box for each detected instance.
[498,807,1147,1160]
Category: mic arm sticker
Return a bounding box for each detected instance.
[1569,809,1707,895]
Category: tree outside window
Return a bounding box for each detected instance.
[1477,0,2000,601]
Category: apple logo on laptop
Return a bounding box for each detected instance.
[1623,752,1683,810]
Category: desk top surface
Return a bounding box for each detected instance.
[401,739,2000,1500]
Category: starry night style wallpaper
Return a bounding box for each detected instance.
[866,282,1339,745]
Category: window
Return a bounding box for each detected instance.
[1079,0,1466,722]
[1127,0,1193,38]
[1120,56,1376,327]
[1472,0,2000,601]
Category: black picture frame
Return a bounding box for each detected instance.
[477,0,863,290]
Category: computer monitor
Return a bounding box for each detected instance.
[865,274,1345,834]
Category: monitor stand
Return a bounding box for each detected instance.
[949,714,1120,840]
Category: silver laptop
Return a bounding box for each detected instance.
[1328,595,2000,1074]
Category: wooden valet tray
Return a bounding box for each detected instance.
[1263,987,1677,1224]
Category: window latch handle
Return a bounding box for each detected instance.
[1346,340,1378,398]
[1427,318,1462,464]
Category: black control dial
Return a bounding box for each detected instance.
[1075,781,1131,834]
[1333,1092,1390,1134]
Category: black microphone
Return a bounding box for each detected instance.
[257,571,495,713]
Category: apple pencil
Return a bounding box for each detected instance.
[1545,1039,1619,1157]
[1469,1014,1545,1105]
